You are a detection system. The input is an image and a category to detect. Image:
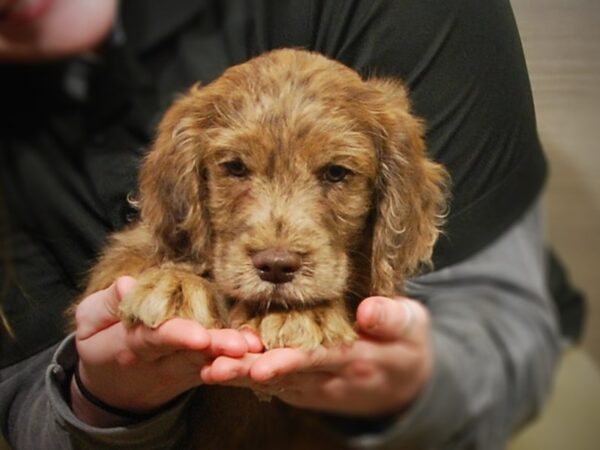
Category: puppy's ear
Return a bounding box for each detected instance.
[365,79,449,296]
[139,84,212,260]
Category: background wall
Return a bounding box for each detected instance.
[511,0,600,364]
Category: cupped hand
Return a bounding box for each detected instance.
[74,276,262,415]
[201,296,432,417]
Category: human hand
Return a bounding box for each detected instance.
[201,296,432,417]
[73,276,263,416]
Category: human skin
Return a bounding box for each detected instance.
[75,277,432,420]
[0,0,117,61]
[202,295,432,417]
[74,277,264,415]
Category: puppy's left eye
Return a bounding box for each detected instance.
[323,164,351,183]
[222,159,250,178]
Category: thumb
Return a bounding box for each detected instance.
[75,276,137,340]
[114,275,137,300]
[356,296,427,342]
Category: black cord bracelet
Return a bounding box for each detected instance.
[73,363,155,421]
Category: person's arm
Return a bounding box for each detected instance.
[0,338,192,450]
[196,200,560,449]
[348,200,561,449]
[0,277,262,450]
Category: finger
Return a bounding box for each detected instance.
[127,318,210,361]
[201,353,261,384]
[238,328,264,353]
[249,345,353,381]
[206,329,249,358]
[249,348,309,381]
[128,323,251,362]
[357,296,427,342]
[75,276,137,340]
[114,275,138,299]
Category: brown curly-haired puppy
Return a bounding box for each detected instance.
[78,49,448,449]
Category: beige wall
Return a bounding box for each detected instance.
[511,0,600,363]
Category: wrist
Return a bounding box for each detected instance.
[70,363,156,426]
[75,359,186,416]
[69,372,143,427]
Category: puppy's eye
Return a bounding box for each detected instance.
[323,164,351,183]
[222,159,249,178]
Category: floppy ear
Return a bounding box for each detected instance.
[138,84,212,261]
[365,79,450,296]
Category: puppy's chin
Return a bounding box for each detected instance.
[213,244,351,310]
[223,279,346,310]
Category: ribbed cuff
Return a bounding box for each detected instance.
[46,334,194,449]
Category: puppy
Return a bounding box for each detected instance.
[78,48,449,448]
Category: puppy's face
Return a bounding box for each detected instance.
[204,97,378,306]
[139,49,448,308]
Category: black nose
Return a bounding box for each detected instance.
[251,249,302,284]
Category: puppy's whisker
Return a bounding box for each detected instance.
[350,250,371,260]
[332,212,354,227]
[341,286,364,299]
[301,268,315,278]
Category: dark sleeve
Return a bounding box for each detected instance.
[0,59,148,448]
[0,344,69,449]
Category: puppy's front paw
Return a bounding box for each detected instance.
[259,305,357,351]
[119,266,221,329]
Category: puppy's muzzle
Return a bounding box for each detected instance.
[251,249,302,284]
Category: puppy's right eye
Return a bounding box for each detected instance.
[222,159,249,178]
[323,164,351,183]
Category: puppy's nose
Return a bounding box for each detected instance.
[252,249,302,284]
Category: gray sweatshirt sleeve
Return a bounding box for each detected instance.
[349,201,562,449]
[1,202,561,450]
[0,335,192,450]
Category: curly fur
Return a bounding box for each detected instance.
[76,49,449,448]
